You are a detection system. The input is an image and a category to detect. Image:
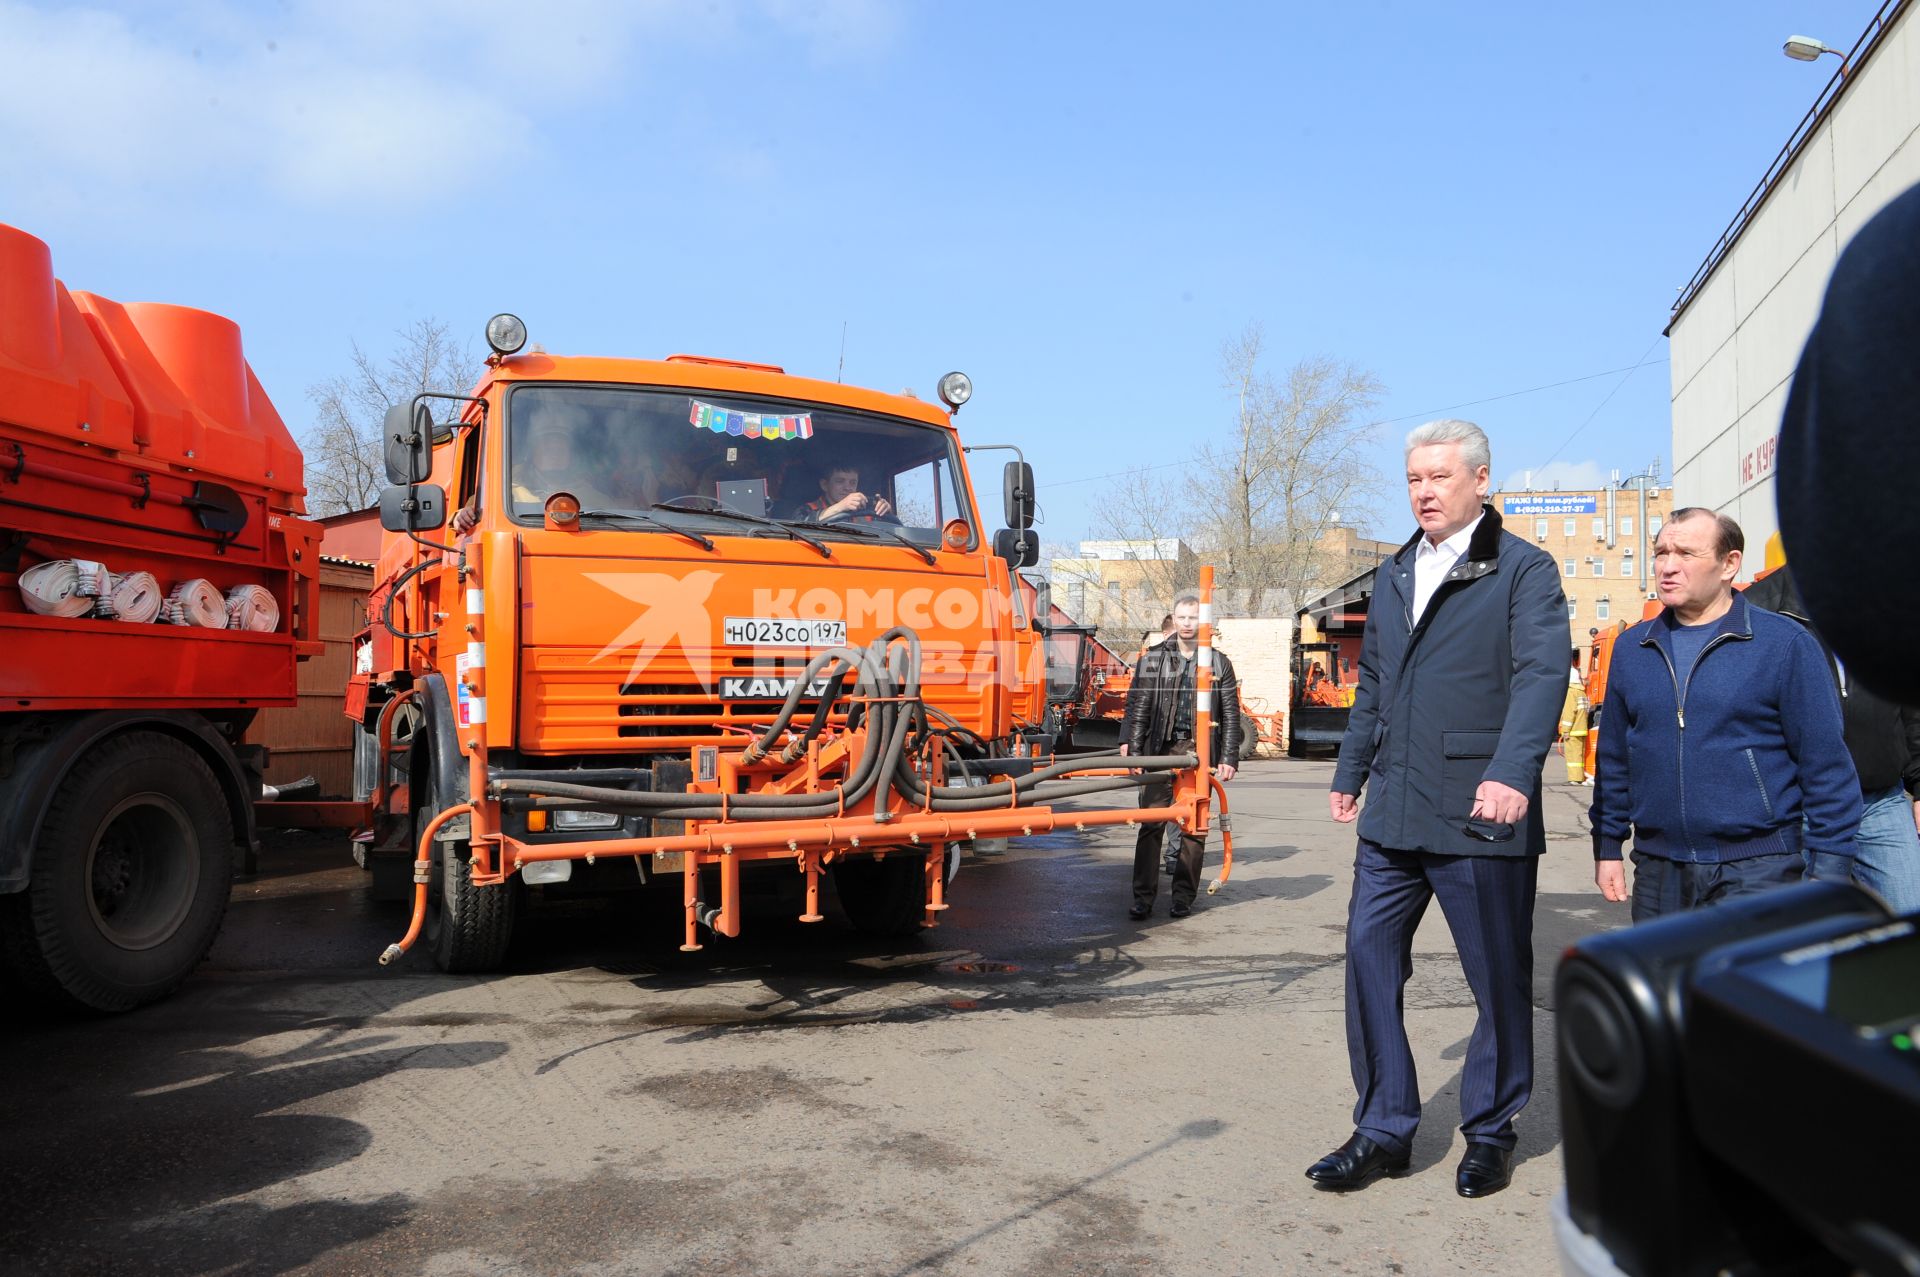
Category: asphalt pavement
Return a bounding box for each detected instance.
[0,756,1622,1276]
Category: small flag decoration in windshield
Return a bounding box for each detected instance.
[690,401,813,440]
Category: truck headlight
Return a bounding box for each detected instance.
[486,312,528,356]
[522,860,573,885]
[937,371,972,408]
[553,810,621,830]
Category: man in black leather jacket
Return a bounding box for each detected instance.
[1120,591,1242,919]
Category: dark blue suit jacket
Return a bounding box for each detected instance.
[1332,505,1570,857]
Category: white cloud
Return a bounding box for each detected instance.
[757,0,904,63]
[1500,459,1609,492]
[0,0,896,219]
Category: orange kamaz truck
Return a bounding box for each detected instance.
[0,223,320,1011]
[352,316,1232,969]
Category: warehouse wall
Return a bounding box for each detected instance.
[1669,6,1918,570]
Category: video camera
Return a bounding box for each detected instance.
[1554,881,1920,1276]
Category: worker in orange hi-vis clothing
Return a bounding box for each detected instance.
[1582,607,1653,783]
[1559,653,1589,784]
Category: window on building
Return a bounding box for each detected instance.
[1563,558,1576,577]
[1620,516,1634,537]
[1564,518,1578,537]
[1621,555,1634,577]
[1567,598,1578,620]
[1593,517,1606,539]
[1591,559,1605,577]
[1649,516,1662,538]
[1535,518,1548,541]
[1597,597,1611,621]
[1066,582,1084,614]
[1105,581,1120,602]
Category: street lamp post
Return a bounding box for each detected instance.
[1782,34,1848,74]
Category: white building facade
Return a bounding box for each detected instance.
[1667,1,1917,572]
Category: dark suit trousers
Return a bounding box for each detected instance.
[1134,772,1204,907]
[1345,839,1538,1155]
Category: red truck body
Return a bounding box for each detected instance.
[0,222,319,1011]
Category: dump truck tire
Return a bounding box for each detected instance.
[424,829,519,973]
[0,732,233,1013]
[833,855,930,936]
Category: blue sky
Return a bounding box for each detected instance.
[0,0,1879,542]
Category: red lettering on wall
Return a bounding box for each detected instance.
[1738,434,1779,486]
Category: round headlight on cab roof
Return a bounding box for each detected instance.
[937,371,973,409]
[486,313,528,356]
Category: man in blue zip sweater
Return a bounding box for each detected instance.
[1589,509,1860,920]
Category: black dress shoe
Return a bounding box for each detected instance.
[1128,902,1151,920]
[1455,1143,1513,1198]
[1169,900,1193,918]
[1304,1132,1409,1191]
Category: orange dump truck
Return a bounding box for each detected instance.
[0,224,320,1011]
[352,317,1232,969]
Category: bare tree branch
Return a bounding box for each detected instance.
[301,319,478,516]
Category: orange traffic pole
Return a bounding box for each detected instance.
[1193,565,1215,829]
[379,802,474,965]
[1195,565,1214,761]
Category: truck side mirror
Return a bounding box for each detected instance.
[994,528,1038,569]
[1002,461,1034,530]
[379,483,447,533]
[1033,578,1054,633]
[383,400,435,484]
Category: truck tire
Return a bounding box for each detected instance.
[0,732,234,1013]
[424,827,519,973]
[832,854,931,936]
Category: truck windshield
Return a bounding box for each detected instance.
[503,384,975,547]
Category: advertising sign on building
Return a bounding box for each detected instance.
[1503,495,1599,516]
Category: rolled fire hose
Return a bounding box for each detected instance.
[98,571,163,623]
[164,578,229,627]
[225,583,281,632]
[17,559,98,617]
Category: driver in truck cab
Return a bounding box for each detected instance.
[791,463,892,522]
[510,405,617,513]
[453,404,617,532]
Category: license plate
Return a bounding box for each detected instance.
[722,617,846,647]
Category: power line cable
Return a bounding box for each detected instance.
[1531,333,1668,472]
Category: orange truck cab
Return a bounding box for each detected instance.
[0,223,320,1011]
[352,317,1231,969]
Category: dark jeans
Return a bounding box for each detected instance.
[1134,772,1204,907]
[1629,849,1804,923]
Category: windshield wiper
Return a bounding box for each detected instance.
[576,509,716,551]
[650,498,831,559]
[785,518,937,565]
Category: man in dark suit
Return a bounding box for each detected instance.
[1307,419,1569,1199]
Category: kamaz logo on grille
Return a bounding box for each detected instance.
[718,675,834,700]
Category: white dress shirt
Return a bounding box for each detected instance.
[1412,513,1483,624]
